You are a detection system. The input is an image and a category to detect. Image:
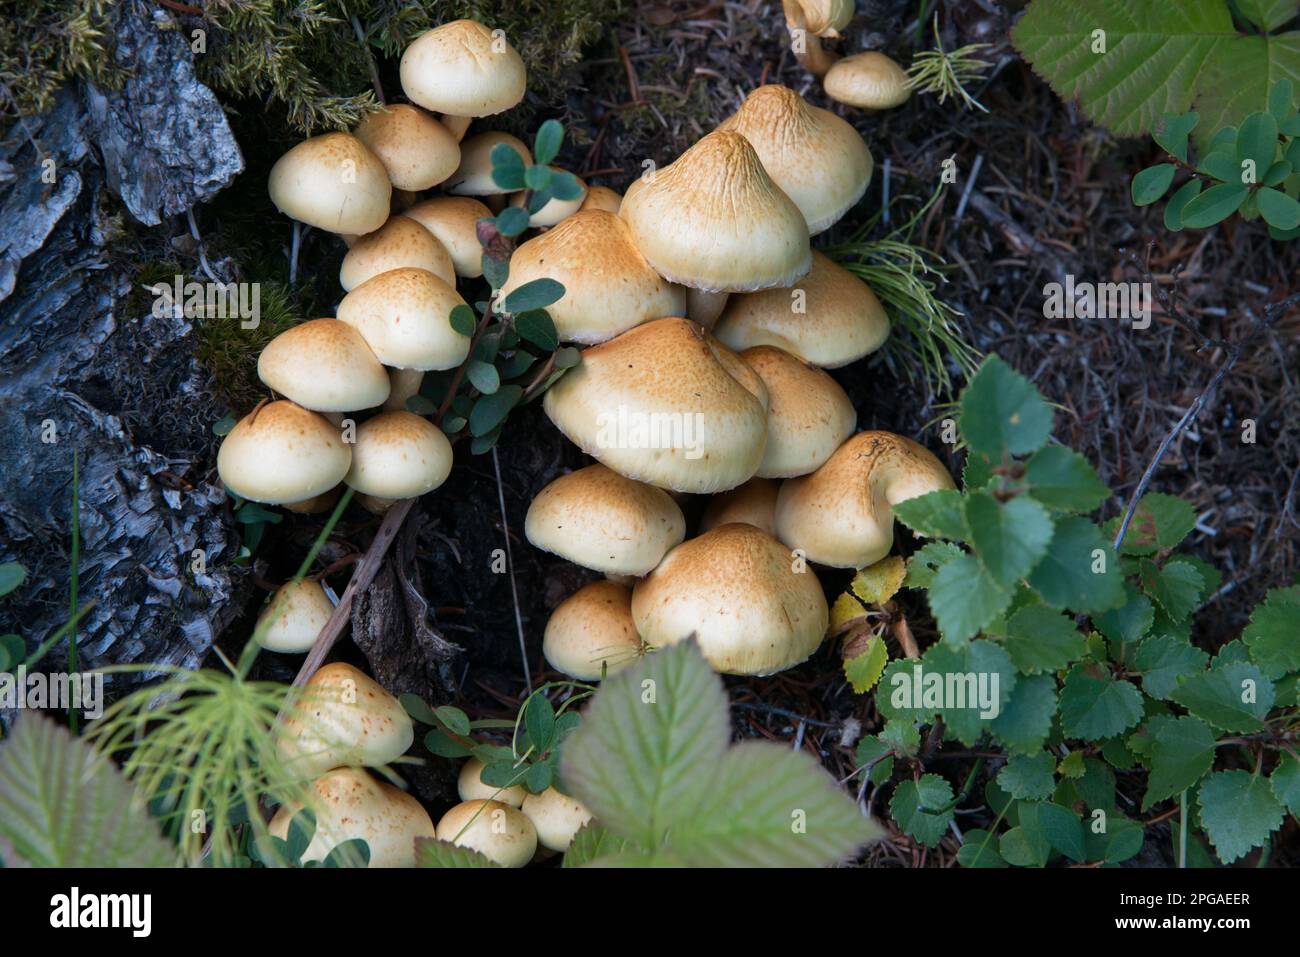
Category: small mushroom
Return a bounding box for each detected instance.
[457,757,526,808]
[268,132,391,235]
[740,345,856,478]
[774,430,955,568]
[255,578,334,654]
[507,167,587,226]
[824,52,912,111]
[445,132,533,196]
[400,20,527,118]
[344,411,453,500]
[257,318,390,413]
[436,799,537,868]
[217,401,351,505]
[580,185,622,214]
[781,0,853,76]
[278,662,415,779]
[403,196,493,278]
[269,768,434,868]
[337,267,471,371]
[340,216,456,291]
[521,787,593,852]
[699,478,780,536]
[543,580,645,681]
[353,104,461,191]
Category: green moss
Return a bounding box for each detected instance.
[0,0,122,119]
[192,279,302,408]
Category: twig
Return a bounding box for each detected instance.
[492,446,532,693]
[350,14,386,105]
[952,152,982,228]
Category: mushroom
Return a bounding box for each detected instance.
[268,132,391,235]
[337,267,472,371]
[278,662,415,779]
[382,367,425,413]
[357,493,398,516]
[445,132,533,196]
[526,463,685,575]
[399,19,527,117]
[283,485,342,516]
[339,216,456,291]
[436,799,537,868]
[500,210,686,344]
[824,52,912,110]
[618,130,810,292]
[269,768,434,868]
[255,578,334,654]
[717,84,873,234]
[712,250,890,368]
[542,318,770,494]
[257,318,390,413]
[507,167,588,227]
[685,287,730,331]
[520,787,593,852]
[580,185,622,214]
[344,411,453,500]
[457,757,526,808]
[774,430,955,568]
[781,0,853,76]
[740,345,857,478]
[217,401,351,505]
[631,523,829,675]
[353,104,461,191]
[543,580,645,681]
[402,196,493,278]
[699,477,780,536]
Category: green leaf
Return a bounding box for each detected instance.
[998,752,1056,800]
[1134,634,1210,699]
[1240,0,1300,32]
[1269,75,1297,117]
[1197,770,1285,863]
[513,309,560,351]
[1139,559,1204,622]
[1034,801,1087,862]
[524,695,556,753]
[468,385,522,437]
[854,736,895,786]
[494,206,530,238]
[1237,111,1280,176]
[285,808,317,862]
[1058,664,1145,740]
[1001,605,1088,674]
[562,823,633,867]
[1243,586,1300,678]
[892,488,967,540]
[990,674,1058,755]
[844,634,888,694]
[959,355,1054,458]
[876,659,940,724]
[0,562,26,598]
[1164,178,1203,230]
[414,837,501,868]
[1094,584,1155,652]
[465,359,500,395]
[554,346,582,369]
[524,164,554,193]
[1023,445,1109,512]
[0,634,23,671]
[1109,492,1197,555]
[889,774,954,848]
[550,171,585,202]
[1142,715,1217,811]
[533,118,564,166]
[1132,163,1176,205]
[424,728,472,758]
[1197,149,1239,181]
[956,829,1007,867]
[1170,661,1274,732]
[1153,111,1199,161]
[0,714,179,867]
[927,554,1012,644]
[434,705,471,737]
[320,838,370,868]
[1180,181,1249,227]
[927,640,1017,745]
[490,143,526,190]
[482,253,509,291]
[1269,753,1300,816]
[504,279,565,315]
[1257,185,1300,228]
[1084,813,1144,864]
[904,541,965,589]
[1026,516,1124,613]
[448,304,478,338]
[965,493,1055,586]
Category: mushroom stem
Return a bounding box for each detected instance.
[783,3,840,77]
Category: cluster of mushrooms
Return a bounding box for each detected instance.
[219,10,949,867]
[783,0,913,110]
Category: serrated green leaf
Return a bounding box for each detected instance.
[1002,605,1088,674]
[1027,516,1125,613]
[959,355,1054,458]
[1023,445,1109,512]
[1181,181,1249,227]
[854,736,895,786]
[1058,664,1145,740]
[1134,634,1210,699]
[880,719,922,758]
[990,674,1057,756]
[1170,661,1275,732]
[892,488,967,540]
[1139,559,1205,623]
[1094,583,1155,652]
[1143,715,1217,811]
[998,752,1057,800]
[926,639,1017,745]
[876,659,940,724]
[1132,163,1176,205]
[965,493,1055,586]
[844,635,889,694]
[1243,586,1300,678]
[927,554,1012,643]
[1270,754,1300,816]
[904,542,965,589]
[414,837,501,868]
[889,774,954,848]
[563,823,633,867]
[1197,770,1285,863]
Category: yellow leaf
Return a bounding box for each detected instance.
[849,555,907,605]
[830,592,867,632]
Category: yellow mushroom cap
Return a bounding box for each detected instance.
[217,401,351,505]
[277,662,414,779]
[508,168,587,227]
[520,787,593,852]
[740,345,857,478]
[618,130,811,292]
[340,216,456,291]
[436,799,537,868]
[699,477,780,536]
[543,318,770,494]
[337,267,471,371]
[255,579,334,654]
[526,463,686,575]
[400,20,527,118]
[713,250,890,368]
[457,757,526,808]
[717,84,873,234]
[344,411,453,499]
[543,580,645,681]
[631,523,829,675]
[268,132,391,235]
[446,132,533,196]
[269,768,434,868]
[824,51,912,110]
[402,196,492,278]
[501,210,686,344]
[774,430,956,568]
[257,318,390,413]
[353,104,461,191]
[580,185,622,214]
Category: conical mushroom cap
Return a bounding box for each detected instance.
[521,787,593,852]
[337,267,471,371]
[501,210,685,344]
[618,130,810,292]
[340,216,456,291]
[774,430,955,568]
[699,477,780,535]
[436,800,537,868]
[824,52,912,110]
[543,318,770,494]
[543,580,645,681]
[217,401,351,505]
[713,250,890,368]
[354,104,460,191]
[278,662,415,779]
[269,768,434,868]
[403,196,492,278]
[631,523,829,675]
[344,411,453,499]
[268,132,391,234]
[255,579,334,654]
[257,318,390,413]
[399,19,527,117]
[718,84,873,233]
[741,345,857,478]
